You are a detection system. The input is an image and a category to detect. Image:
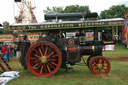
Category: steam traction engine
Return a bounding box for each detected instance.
[10,12,111,77]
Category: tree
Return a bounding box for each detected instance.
[100,5,128,19]
[43,7,64,14]
[43,5,91,14]
[64,5,90,13]
[0,29,4,34]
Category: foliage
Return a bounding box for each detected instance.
[64,5,90,13]
[0,29,13,34]
[100,5,128,19]
[43,7,64,14]
[0,29,4,33]
[43,5,91,14]
[103,44,128,58]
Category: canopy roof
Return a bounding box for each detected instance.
[10,18,124,31]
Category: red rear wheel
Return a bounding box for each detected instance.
[27,41,61,77]
[89,56,110,75]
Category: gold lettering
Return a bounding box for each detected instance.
[95,23,99,26]
[28,26,36,29]
[85,23,87,26]
[50,25,54,28]
[40,25,44,29]
[0,34,13,41]
[28,34,39,40]
[44,25,48,28]
[58,24,61,28]
[48,25,51,28]
[101,22,105,25]
[53,25,57,28]
[88,23,91,26]
[91,23,94,26]
[70,24,74,27]
[78,24,82,27]
[30,36,32,40]
[99,23,102,25]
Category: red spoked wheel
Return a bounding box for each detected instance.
[89,56,110,75]
[27,41,61,77]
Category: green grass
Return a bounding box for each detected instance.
[103,44,128,58]
[0,44,127,85]
[6,61,128,85]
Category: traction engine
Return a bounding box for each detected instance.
[10,12,111,77]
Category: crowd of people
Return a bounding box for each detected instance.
[0,44,16,62]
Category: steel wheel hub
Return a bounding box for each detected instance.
[41,56,47,63]
[97,64,102,69]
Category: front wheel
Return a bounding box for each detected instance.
[89,56,110,75]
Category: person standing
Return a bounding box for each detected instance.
[6,45,11,62]
[0,44,2,54]
[10,45,14,58]
[1,44,7,60]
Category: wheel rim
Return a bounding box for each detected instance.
[90,56,110,75]
[87,56,93,68]
[27,41,61,77]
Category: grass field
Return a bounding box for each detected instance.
[1,44,128,85]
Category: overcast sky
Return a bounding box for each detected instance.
[0,0,128,24]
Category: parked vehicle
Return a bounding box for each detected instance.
[9,12,112,77]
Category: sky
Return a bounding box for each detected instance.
[0,0,128,24]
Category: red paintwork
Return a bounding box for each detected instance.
[67,47,78,51]
[0,34,15,42]
[26,41,61,77]
[90,56,110,75]
[122,24,128,44]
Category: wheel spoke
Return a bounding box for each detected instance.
[47,65,51,73]
[39,48,43,56]
[43,64,48,73]
[48,59,58,62]
[47,62,55,69]
[44,46,48,56]
[102,67,107,71]
[36,63,42,70]
[51,55,58,58]
[47,47,53,55]
[41,45,44,55]
[103,63,108,67]
[93,65,98,70]
[40,65,44,74]
[93,66,99,70]
[33,49,40,56]
[93,62,98,67]
[99,59,104,64]
[33,63,39,68]
[95,59,98,64]
[51,62,57,66]
[99,59,102,64]
[98,69,101,73]
[32,60,40,63]
[47,51,54,58]
[32,53,40,59]
[30,57,38,60]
